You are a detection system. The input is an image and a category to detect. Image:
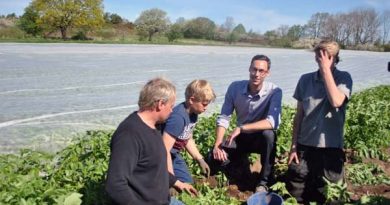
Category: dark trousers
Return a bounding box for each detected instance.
[286,144,345,203]
[207,130,277,187]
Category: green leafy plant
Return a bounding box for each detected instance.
[1,86,390,204]
[344,85,390,160]
[323,178,351,204]
[346,163,390,186]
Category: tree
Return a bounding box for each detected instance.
[306,12,330,39]
[183,17,216,39]
[221,16,235,32]
[166,23,183,42]
[32,0,104,40]
[18,4,42,36]
[134,8,170,41]
[233,24,246,34]
[264,30,278,40]
[287,24,304,41]
[104,12,123,24]
[380,10,390,45]
[349,8,380,45]
[276,25,290,37]
[6,13,17,19]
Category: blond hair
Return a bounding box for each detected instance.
[138,77,176,110]
[314,39,340,64]
[185,80,216,102]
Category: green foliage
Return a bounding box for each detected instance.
[346,163,390,186]
[18,4,42,36]
[270,182,298,205]
[0,130,113,205]
[356,195,390,205]
[177,175,239,205]
[323,178,351,203]
[32,0,104,39]
[276,105,295,157]
[1,86,389,204]
[344,85,390,159]
[0,26,26,39]
[134,8,170,41]
[166,23,183,42]
[232,24,246,34]
[104,13,123,24]
[382,44,390,52]
[183,17,216,39]
[71,31,89,40]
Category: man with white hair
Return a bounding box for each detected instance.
[105,78,196,205]
[286,39,353,203]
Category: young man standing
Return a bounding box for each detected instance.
[163,80,216,184]
[105,78,196,205]
[210,55,282,192]
[286,40,353,203]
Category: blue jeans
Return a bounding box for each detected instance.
[171,149,193,183]
[170,197,185,205]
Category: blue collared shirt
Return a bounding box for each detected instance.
[293,68,352,148]
[217,80,282,130]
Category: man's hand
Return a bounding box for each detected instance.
[173,181,198,197]
[213,145,228,162]
[197,158,210,177]
[226,127,241,146]
[318,49,333,74]
[288,149,300,165]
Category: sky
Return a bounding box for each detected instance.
[1,0,389,33]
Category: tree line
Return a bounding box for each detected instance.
[1,0,389,50]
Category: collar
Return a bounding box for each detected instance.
[242,81,268,97]
[314,67,339,81]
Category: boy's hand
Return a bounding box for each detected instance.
[288,151,300,165]
[174,181,198,197]
[318,49,333,74]
[197,158,210,177]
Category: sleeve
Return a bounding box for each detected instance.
[217,83,235,129]
[266,88,282,129]
[164,112,186,139]
[337,72,353,100]
[293,76,303,101]
[169,173,177,187]
[105,130,138,205]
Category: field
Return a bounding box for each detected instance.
[1,43,390,153]
[0,85,389,204]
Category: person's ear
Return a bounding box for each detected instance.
[189,96,195,105]
[156,99,164,111]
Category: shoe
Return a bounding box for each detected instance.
[255,185,268,193]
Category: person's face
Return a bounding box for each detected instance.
[249,60,269,87]
[158,96,176,122]
[189,97,210,114]
[315,49,333,65]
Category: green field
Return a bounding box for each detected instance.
[1,85,389,205]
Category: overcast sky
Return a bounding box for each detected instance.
[1,0,389,33]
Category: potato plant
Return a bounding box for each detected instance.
[0,85,389,204]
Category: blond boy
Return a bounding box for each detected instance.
[163,80,216,184]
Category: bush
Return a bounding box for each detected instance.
[0,27,26,39]
[382,44,390,52]
[71,31,91,40]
